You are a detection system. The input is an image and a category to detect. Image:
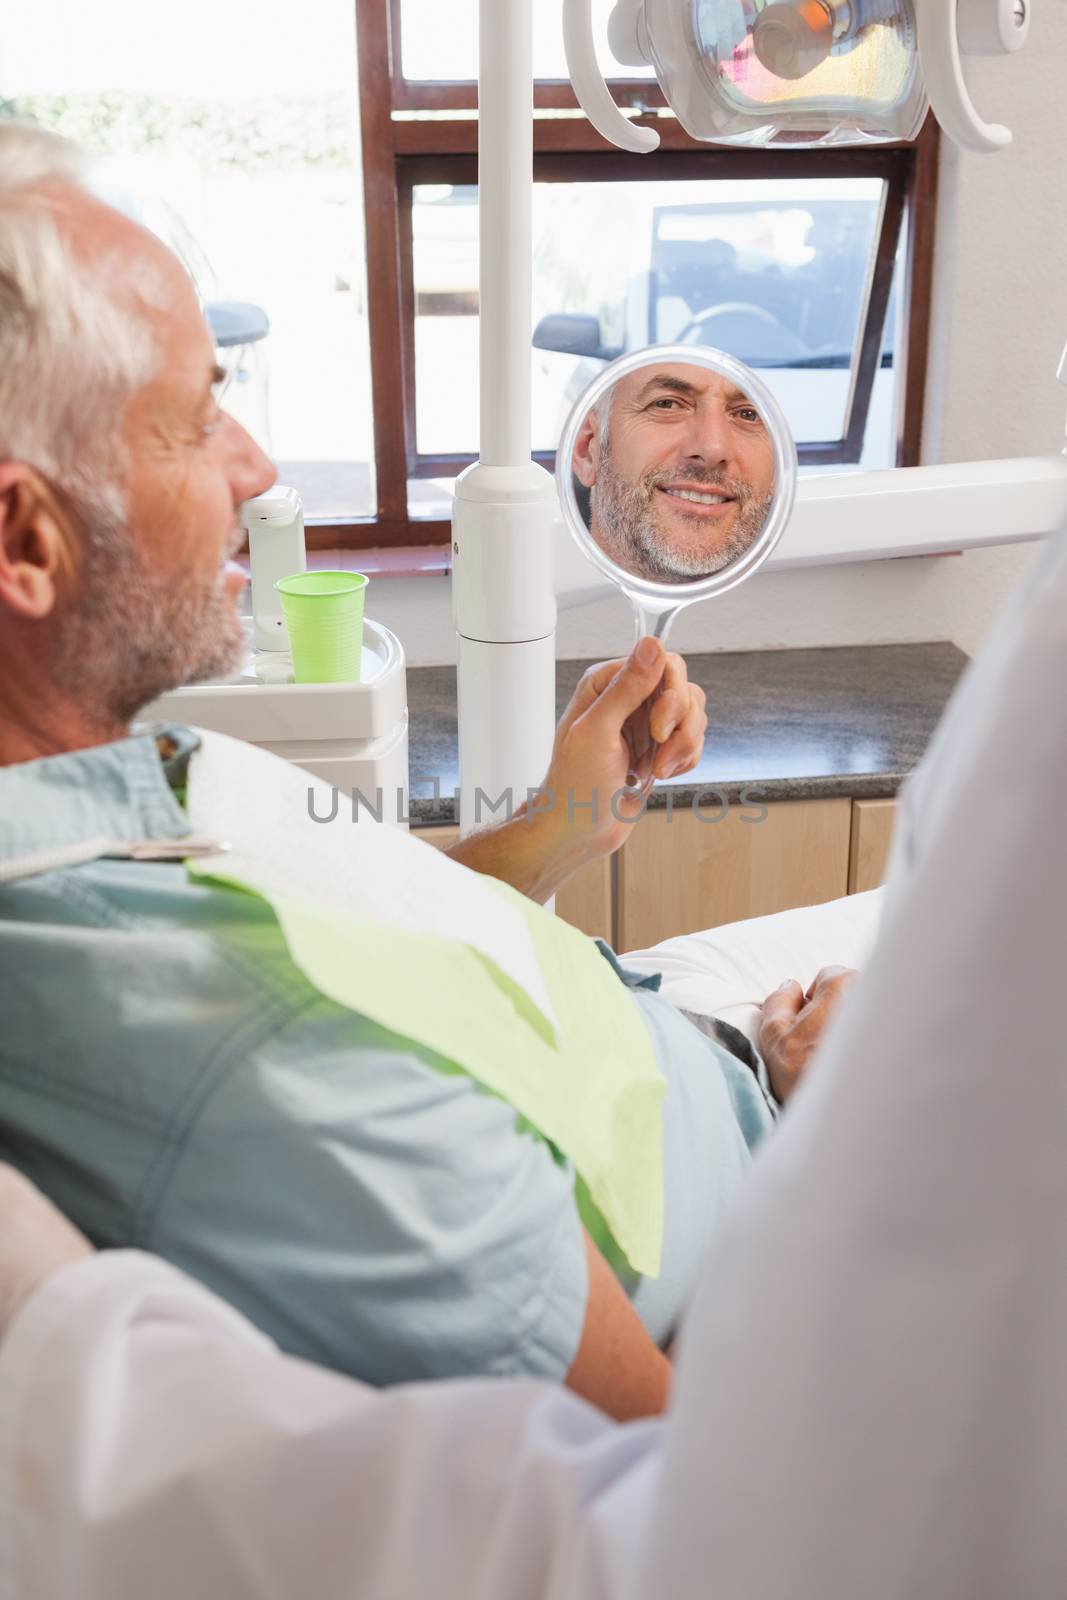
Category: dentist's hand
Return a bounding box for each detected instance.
[0,1164,93,1337]
[535,637,707,861]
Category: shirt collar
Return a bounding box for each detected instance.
[0,726,199,865]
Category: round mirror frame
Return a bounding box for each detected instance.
[555,343,799,608]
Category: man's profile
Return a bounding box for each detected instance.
[0,121,797,1427]
[571,362,776,585]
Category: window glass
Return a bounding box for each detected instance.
[412,176,897,484]
[1,0,374,521]
[400,0,655,82]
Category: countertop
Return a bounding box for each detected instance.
[406,642,969,825]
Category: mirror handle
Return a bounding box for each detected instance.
[622,602,683,796]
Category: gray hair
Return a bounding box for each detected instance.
[0,120,158,509]
[595,388,613,449]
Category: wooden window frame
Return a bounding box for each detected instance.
[315,0,939,554]
[383,0,668,113]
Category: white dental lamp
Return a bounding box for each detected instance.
[568,0,1031,153]
[454,0,1067,831]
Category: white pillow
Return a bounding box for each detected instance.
[621,890,884,1044]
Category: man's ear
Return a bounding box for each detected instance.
[571,412,602,490]
[0,464,73,622]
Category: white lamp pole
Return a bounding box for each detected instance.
[451,0,560,835]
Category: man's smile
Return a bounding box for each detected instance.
[655,484,737,519]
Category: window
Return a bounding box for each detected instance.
[360,0,938,550]
[2,0,375,524]
[3,0,939,552]
[409,174,904,520]
[395,0,656,98]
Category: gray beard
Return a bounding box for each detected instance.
[591,454,773,585]
[50,492,245,727]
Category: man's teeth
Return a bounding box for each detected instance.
[663,488,729,506]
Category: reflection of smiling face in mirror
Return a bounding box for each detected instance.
[571,364,776,585]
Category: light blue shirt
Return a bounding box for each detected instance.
[0,730,773,1382]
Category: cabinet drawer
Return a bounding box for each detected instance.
[849,798,898,893]
[617,797,852,953]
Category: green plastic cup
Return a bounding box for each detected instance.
[274,570,369,684]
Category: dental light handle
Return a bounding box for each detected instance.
[241,486,307,653]
[915,0,1013,152]
[563,0,660,152]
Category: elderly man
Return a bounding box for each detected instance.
[0,121,859,1423]
[570,361,776,584]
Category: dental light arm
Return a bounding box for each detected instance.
[452,0,559,834]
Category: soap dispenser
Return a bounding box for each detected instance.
[241,486,307,654]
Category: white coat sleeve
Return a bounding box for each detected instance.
[0,1251,661,1600]
[642,528,1067,1600]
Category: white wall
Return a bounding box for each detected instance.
[371,8,1067,669]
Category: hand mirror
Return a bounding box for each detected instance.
[556,343,797,789]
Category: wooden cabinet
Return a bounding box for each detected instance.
[414,827,460,853]
[552,858,613,942]
[616,798,852,952]
[413,826,613,942]
[416,794,897,954]
[848,799,898,893]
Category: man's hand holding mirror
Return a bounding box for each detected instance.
[557,346,797,793]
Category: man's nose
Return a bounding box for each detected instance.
[681,409,730,467]
[224,413,276,504]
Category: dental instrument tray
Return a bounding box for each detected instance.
[142,618,410,816]
[148,618,405,744]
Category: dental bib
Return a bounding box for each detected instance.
[184,730,665,1276]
